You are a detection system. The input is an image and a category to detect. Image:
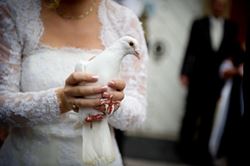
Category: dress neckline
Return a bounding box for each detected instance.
[36,0,106,53]
[37,42,103,54]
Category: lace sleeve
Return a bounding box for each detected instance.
[0,3,60,127]
[108,9,148,130]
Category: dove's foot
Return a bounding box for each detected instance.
[84,95,120,124]
[85,114,105,122]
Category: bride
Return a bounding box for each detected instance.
[0,0,148,165]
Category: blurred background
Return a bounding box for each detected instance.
[113,0,248,165]
[0,0,248,166]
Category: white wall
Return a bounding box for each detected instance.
[127,0,203,140]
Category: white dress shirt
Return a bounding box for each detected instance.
[210,16,224,51]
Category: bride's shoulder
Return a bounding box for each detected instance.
[1,0,42,55]
[103,0,144,41]
[2,0,39,16]
[105,0,139,22]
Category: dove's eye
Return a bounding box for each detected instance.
[129,41,134,47]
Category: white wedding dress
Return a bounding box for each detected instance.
[0,0,148,165]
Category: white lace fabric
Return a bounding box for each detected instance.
[0,0,61,127]
[0,0,148,164]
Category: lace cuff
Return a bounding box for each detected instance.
[0,89,61,127]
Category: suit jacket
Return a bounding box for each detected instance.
[243,1,250,137]
[181,17,240,98]
[242,4,250,165]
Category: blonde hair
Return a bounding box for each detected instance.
[47,0,61,9]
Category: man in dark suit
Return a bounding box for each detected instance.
[242,1,250,165]
[178,0,242,165]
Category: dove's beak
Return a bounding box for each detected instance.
[134,49,140,59]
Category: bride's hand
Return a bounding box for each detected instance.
[56,72,108,114]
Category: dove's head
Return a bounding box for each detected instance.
[119,36,140,59]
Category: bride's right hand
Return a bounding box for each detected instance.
[56,72,108,114]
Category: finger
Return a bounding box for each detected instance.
[108,79,126,91]
[108,91,125,101]
[67,97,105,108]
[65,72,99,86]
[64,85,108,97]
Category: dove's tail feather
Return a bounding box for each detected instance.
[81,118,115,166]
[93,118,115,162]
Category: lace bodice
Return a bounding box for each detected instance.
[0,0,148,130]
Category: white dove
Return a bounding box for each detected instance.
[74,36,140,166]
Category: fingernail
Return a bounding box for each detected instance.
[108,81,115,86]
[101,85,108,90]
[91,75,99,80]
[97,86,107,93]
[102,92,110,98]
